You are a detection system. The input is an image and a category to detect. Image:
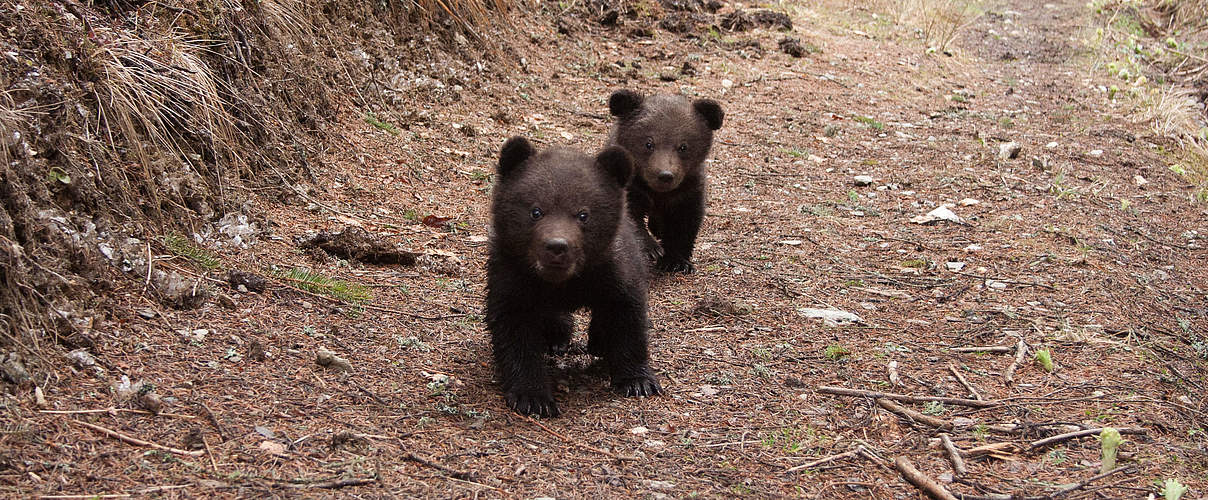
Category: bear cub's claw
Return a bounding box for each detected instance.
[506,389,560,418]
[614,375,662,397]
[656,256,695,274]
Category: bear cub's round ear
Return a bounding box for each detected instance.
[595,146,634,188]
[497,136,534,179]
[693,99,724,131]
[608,90,644,118]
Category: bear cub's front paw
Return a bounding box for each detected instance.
[506,389,560,417]
[613,375,662,397]
[656,255,695,274]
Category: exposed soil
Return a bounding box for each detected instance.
[3,0,1207,498]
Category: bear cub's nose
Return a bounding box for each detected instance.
[544,238,569,256]
[657,171,675,183]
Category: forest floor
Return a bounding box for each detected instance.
[5,0,1207,498]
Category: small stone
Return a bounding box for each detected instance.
[1133,175,1148,186]
[945,261,966,271]
[721,79,734,89]
[987,280,1008,290]
[316,349,352,371]
[958,198,980,206]
[136,308,157,319]
[964,244,983,252]
[1088,149,1104,157]
[1046,141,1058,148]
[630,426,649,434]
[998,141,1022,160]
[853,175,874,186]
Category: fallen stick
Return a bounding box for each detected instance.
[402,451,475,480]
[962,442,1017,459]
[276,477,378,489]
[894,456,958,500]
[817,386,998,408]
[1003,336,1028,385]
[949,346,1013,354]
[938,433,967,477]
[525,416,637,461]
[877,398,952,430]
[69,420,203,457]
[38,408,195,419]
[1051,465,1136,498]
[1029,427,1146,451]
[785,446,864,473]
[947,364,982,400]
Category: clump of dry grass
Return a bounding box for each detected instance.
[878,0,983,52]
[91,26,238,208]
[1155,0,1208,31]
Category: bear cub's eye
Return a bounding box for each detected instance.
[677,143,688,153]
[644,139,654,150]
[530,208,543,220]
[576,211,589,223]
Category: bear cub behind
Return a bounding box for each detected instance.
[485,136,661,417]
[608,89,724,273]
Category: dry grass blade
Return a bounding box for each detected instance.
[92,26,239,203]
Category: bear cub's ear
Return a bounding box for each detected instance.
[595,146,634,188]
[693,99,724,131]
[498,136,534,179]
[608,90,644,118]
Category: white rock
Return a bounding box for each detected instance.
[1046,141,1058,148]
[630,426,649,435]
[644,440,666,448]
[721,79,734,89]
[958,198,980,206]
[853,175,874,186]
[779,239,803,246]
[1088,149,1104,157]
[799,307,864,326]
[1133,175,1148,186]
[986,280,1008,290]
[910,205,964,225]
[964,244,982,252]
[945,261,965,271]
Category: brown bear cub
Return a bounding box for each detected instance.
[485,136,661,417]
[607,89,724,273]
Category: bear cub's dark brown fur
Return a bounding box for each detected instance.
[607,89,724,273]
[485,136,661,417]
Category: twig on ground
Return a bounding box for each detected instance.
[402,450,476,480]
[68,419,204,457]
[894,456,958,500]
[817,386,998,408]
[200,402,228,442]
[525,416,638,461]
[785,446,865,473]
[1050,465,1136,498]
[949,346,1013,353]
[1029,427,1146,451]
[275,477,378,489]
[1003,336,1028,386]
[948,364,983,400]
[961,442,1017,459]
[38,408,195,419]
[939,433,967,477]
[877,398,952,430]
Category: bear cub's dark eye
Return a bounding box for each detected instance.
[576,211,589,223]
[644,139,654,150]
[530,208,543,220]
[677,143,688,153]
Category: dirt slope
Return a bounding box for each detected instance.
[4,0,1206,498]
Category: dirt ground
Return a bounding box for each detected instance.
[5,0,1207,498]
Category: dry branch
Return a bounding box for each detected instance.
[894,456,958,500]
[785,446,865,473]
[817,386,998,408]
[949,346,1013,353]
[948,364,982,400]
[1003,336,1028,385]
[877,398,952,430]
[1029,427,1146,450]
[68,419,203,457]
[938,433,967,477]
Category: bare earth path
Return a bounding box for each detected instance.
[7,0,1206,498]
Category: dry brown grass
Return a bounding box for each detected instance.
[877,0,984,52]
[1156,0,1208,31]
[91,26,238,208]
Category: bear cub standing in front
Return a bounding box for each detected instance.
[485,136,661,417]
[608,89,724,273]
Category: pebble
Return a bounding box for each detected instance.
[1088,149,1104,157]
[1133,175,1148,186]
[945,261,966,271]
[853,175,874,186]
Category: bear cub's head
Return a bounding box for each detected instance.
[608,89,724,193]
[491,136,634,284]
